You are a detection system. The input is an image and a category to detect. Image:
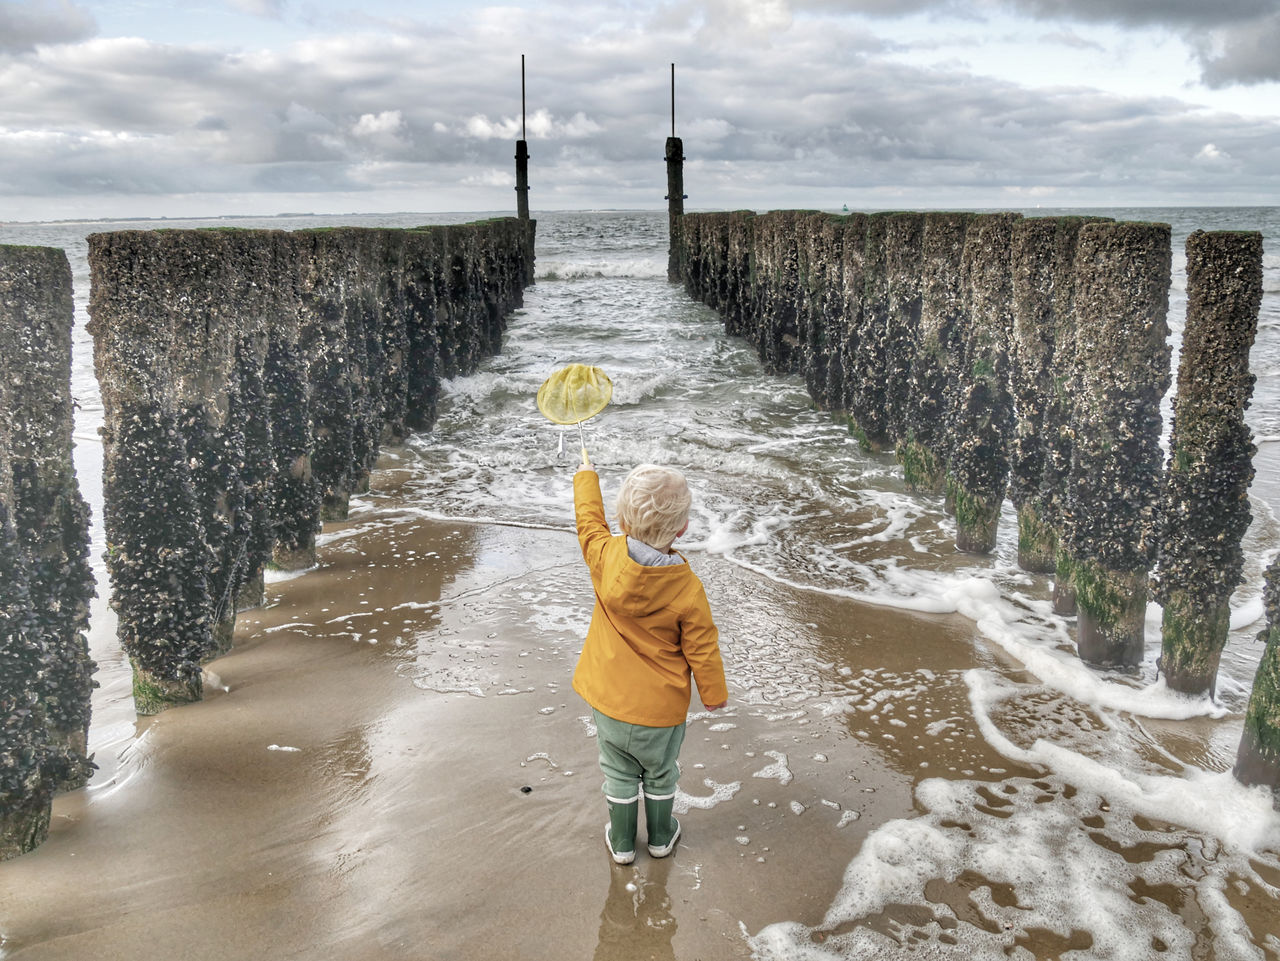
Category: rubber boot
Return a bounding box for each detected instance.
[605,798,638,864]
[644,794,680,858]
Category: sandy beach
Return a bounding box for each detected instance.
[0,460,1033,961]
[6,457,1276,959]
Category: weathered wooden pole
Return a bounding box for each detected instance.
[1009,218,1061,572]
[265,233,321,572]
[948,213,1020,553]
[900,212,973,493]
[883,212,925,446]
[0,442,51,859]
[515,55,530,221]
[665,64,686,283]
[1236,555,1280,803]
[1037,217,1111,613]
[1154,230,1262,696]
[0,246,95,788]
[89,232,214,713]
[1065,221,1171,668]
[836,213,869,423]
[847,212,893,451]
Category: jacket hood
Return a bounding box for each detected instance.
[602,544,693,618]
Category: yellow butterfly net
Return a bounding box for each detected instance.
[537,364,612,464]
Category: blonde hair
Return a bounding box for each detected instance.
[615,464,691,550]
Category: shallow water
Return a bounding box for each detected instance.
[2,207,1280,959]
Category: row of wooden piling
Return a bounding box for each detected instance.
[673,209,1276,798]
[87,220,535,713]
[0,219,535,859]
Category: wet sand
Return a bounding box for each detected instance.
[1,466,1276,960]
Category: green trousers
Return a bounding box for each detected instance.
[591,709,685,803]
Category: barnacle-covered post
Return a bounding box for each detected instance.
[797,213,835,407]
[1236,555,1280,802]
[1154,230,1262,696]
[1065,221,1171,667]
[403,227,444,431]
[900,212,974,493]
[1,246,95,783]
[816,215,848,411]
[835,213,869,423]
[0,433,52,859]
[758,211,809,375]
[1009,218,1061,572]
[724,212,756,340]
[848,212,893,451]
[883,213,925,446]
[297,230,358,522]
[168,231,251,659]
[89,231,213,712]
[947,212,1020,552]
[264,233,320,572]
[1036,217,1113,612]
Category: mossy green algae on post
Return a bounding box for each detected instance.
[1065,221,1171,667]
[1236,555,1280,803]
[1153,230,1262,697]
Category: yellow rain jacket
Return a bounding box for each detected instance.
[572,470,727,727]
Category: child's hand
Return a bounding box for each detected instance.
[704,700,727,711]
[576,462,596,473]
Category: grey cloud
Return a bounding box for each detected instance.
[1004,0,1276,29]
[796,0,1280,87]
[1195,11,1280,85]
[0,0,96,53]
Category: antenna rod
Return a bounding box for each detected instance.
[522,54,527,140]
[670,62,675,138]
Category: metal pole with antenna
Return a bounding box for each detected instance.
[515,53,530,220]
[664,62,686,282]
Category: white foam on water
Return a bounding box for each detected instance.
[534,255,667,281]
[966,670,1280,854]
[752,751,794,786]
[750,758,1280,960]
[675,778,742,814]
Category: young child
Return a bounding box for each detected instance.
[572,462,728,865]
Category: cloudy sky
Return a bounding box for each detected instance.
[2,0,1279,220]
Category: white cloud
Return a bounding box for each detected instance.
[353,110,404,137]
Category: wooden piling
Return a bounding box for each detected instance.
[1066,221,1171,668]
[1154,230,1262,696]
[900,212,973,493]
[947,213,1020,553]
[1236,555,1280,804]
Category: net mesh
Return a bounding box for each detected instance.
[536,364,613,425]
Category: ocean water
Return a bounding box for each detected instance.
[3,207,1280,958]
